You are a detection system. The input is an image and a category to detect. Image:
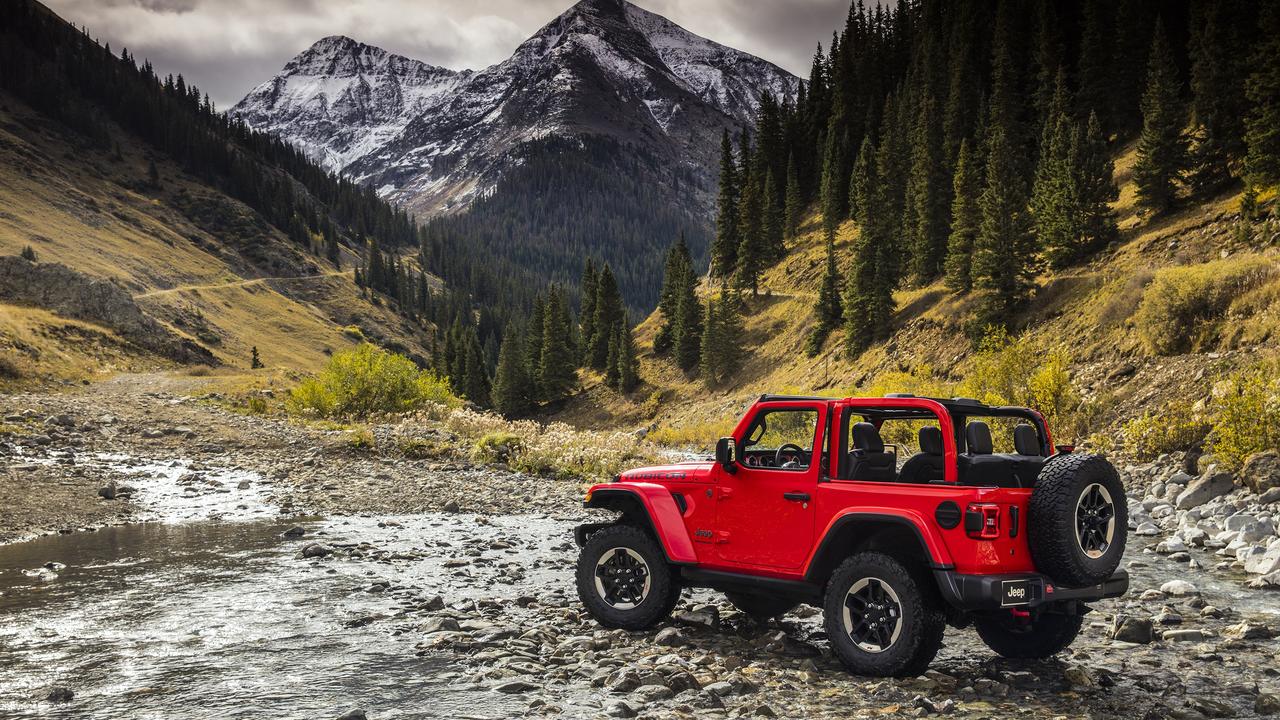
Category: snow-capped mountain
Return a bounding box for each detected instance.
[231,35,472,171]
[231,0,799,219]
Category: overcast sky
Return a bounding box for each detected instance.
[43,0,851,109]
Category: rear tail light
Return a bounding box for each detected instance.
[965,503,1001,539]
[1056,444,1074,454]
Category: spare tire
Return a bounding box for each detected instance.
[1028,453,1127,586]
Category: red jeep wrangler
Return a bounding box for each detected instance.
[574,395,1128,677]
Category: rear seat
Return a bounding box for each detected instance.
[959,421,1019,488]
[1002,424,1046,487]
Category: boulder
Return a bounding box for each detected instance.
[1175,471,1236,510]
[1243,451,1280,495]
[1160,579,1199,596]
[46,687,74,703]
[301,543,332,559]
[1110,615,1154,643]
[1243,544,1280,575]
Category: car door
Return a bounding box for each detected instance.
[714,403,822,571]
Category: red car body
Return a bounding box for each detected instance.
[580,395,1127,611]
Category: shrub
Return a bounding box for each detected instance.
[398,436,452,460]
[472,431,524,464]
[347,426,375,450]
[647,418,739,449]
[287,343,458,418]
[1120,401,1210,461]
[1208,366,1280,471]
[0,354,22,379]
[342,326,365,341]
[1134,256,1278,355]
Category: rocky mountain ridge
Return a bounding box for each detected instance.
[230,0,800,218]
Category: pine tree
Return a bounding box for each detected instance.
[1031,107,1077,269]
[1244,1,1280,188]
[250,346,264,370]
[847,136,875,224]
[672,272,703,373]
[842,141,896,355]
[1076,0,1113,128]
[147,158,160,187]
[524,293,546,400]
[539,285,576,402]
[819,124,848,237]
[492,329,535,417]
[945,139,981,294]
[783,153,803,236]
[734,160,764,295]
[805,232,843,356]
[19,245,36,262]
[1133,19,1187,215]
[700,290,743,386]
[587,265,622,369]
[1076,111,1119,255]
[761,169,785,262]
[1188,0,1247,194]
[614,314,639,393]
[578,260,598,365]
[604,319,621,388]
[972,121,1036,331]
[461,327,491,406]
[654,238,692,354]
[710,130,740,278]
[903,92,949,283]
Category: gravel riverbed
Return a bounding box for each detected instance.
[2,374,1278,719]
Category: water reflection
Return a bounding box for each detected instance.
[0,520,519,719]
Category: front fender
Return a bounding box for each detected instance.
[583,483,697,564]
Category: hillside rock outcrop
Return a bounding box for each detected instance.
[0,255,215,364]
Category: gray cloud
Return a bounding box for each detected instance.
[43,0,852,108]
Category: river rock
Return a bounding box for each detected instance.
[334,711,366,720]
[1176,471,1235,510]
[301,543,331,559]
[1160,580,1199,596]
[1243,544,1280,575]
[97,483,117,500]
[281,526,305,538]
[492,680,538,694]
[46,686,74,703]
[1163,629,1205,642]
[604,700,637,718]
[654,627,688,647]
[1111,615,1154,643]
[1257,693,1280,715]
[1242,451,1280,495]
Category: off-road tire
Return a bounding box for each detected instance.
[725,591,798,622]
[576,524,680,630]
[823,552,945,677]
[974,610,1083,659]
[1029,454,1127,587]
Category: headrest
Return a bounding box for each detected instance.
[966,421,993,455]
[918,426,944,456]
[1014,424,1041,456]
[851,422,885,454]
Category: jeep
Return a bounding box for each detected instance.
[574,395,1128,677]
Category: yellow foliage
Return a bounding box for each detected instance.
[1120,402,1210,461]
[287,343,458,419]
[1208,365,1280,470]
[1133,255,1279,356]
[647,417,740,449]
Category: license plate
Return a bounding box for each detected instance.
[1001,579,1033,606]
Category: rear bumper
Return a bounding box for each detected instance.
[933,569,1128,610]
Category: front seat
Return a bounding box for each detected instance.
[899,426,945,484]
[960,421,1017,487]
[846,422,896,482]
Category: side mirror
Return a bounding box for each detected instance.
[715,437,738,474]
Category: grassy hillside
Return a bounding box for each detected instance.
[0,90,432,385]
[556,143,1280,452]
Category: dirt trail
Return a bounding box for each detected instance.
[132,270,353,299]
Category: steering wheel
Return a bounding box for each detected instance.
[775,443,804,467]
